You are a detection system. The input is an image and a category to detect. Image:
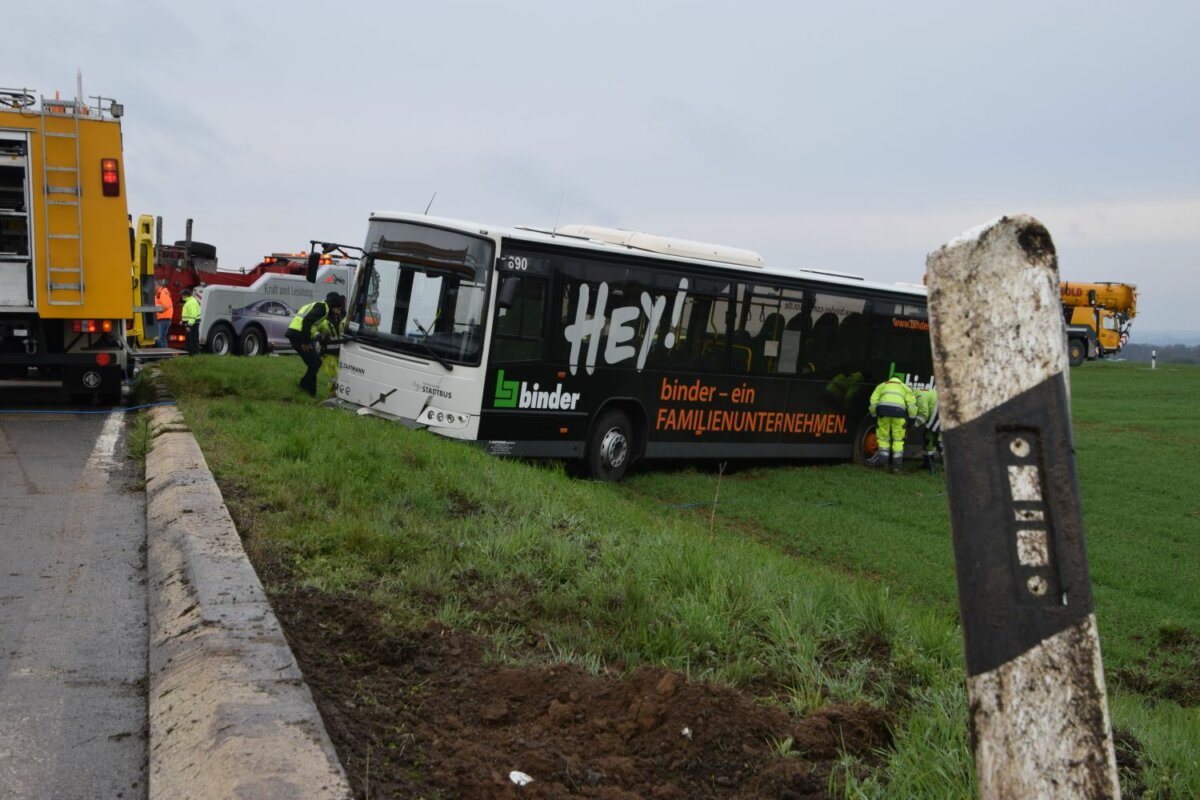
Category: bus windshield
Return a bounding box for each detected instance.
[347,221,493,366]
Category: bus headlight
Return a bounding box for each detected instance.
[418,406,470,430]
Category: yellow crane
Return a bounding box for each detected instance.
[1060,282,1137,366]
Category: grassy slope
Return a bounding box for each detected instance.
[159,356,1199,798]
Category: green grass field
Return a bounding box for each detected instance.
[154,356,1200,798]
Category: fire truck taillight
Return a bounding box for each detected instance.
[95,353,113,366]
[101,158,120,197]
[72,320,114,333]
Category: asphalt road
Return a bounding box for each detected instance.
[0,391,148,799]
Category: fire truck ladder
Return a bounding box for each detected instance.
[39,99,86,306]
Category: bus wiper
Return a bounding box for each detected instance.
[412,318,454,371]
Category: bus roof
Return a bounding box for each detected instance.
[367,210,927,300]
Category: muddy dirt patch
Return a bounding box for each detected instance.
[274,587,894,799]
[1114,626,1200,708]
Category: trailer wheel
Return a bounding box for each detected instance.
[238,326,267,356]
[1068,338,1086,367]
[586,409,634,482]
[207,323,235,356]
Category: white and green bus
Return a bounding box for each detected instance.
[334,212,933,480]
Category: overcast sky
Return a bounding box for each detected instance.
[10,1,1198,332]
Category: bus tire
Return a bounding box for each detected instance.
[207,323,235,356]
[1068,338,1086,367]
[852,413,879,466]
[238,326,267,356]
[587,409,634,482]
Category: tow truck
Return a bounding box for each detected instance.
[144,225,358,355]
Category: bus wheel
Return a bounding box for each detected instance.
[208,323,235,356]
[587,409,634,482]
[852,414,879,466]
[1068,338,1086,367]
[239,327,266,356]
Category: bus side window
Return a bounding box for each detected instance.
[703,289,735,372]
[779,315,804,375]
[674,293,717,370]
[492,276,546,362]
[803,312,839,375]
[833,312,868,370]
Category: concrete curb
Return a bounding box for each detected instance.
[144,391,352,800]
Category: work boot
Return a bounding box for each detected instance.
[890,453,904,474]
[868,449,889,468]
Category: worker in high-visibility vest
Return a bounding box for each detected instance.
[287,292,346,397]
[913,387,941,467]
[867,376,917,472]
[180,287,201,355]
[154,278,173,348]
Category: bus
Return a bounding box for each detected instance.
[333,212,934,480]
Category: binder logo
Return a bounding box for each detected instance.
[494,369,519,408]
[493,370,581,410]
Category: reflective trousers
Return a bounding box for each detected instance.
[875,417,907,452]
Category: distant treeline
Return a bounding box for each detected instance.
[1121,343,1200,364]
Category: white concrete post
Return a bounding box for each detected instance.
[926,215,1120,799]
[1152,350,1156,369]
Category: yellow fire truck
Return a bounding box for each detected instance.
[0,85,131,402]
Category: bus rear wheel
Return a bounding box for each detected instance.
[853,413,879,466]
[587,409,634,482]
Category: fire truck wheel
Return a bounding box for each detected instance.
[207,323,235,356]
[586,409,634,482]
[238,327,267,357]
[174,240,217,260]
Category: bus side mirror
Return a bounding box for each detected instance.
[305,252,320,283]
[497,276,520,310]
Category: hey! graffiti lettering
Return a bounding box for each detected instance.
[563,278,688,375]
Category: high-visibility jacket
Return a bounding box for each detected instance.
[181,295,201,326]
[914,388,938,426]
[869,377,917,419]
[314,315,344,339]
[288,301,331,340]
[155,286,173,321]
